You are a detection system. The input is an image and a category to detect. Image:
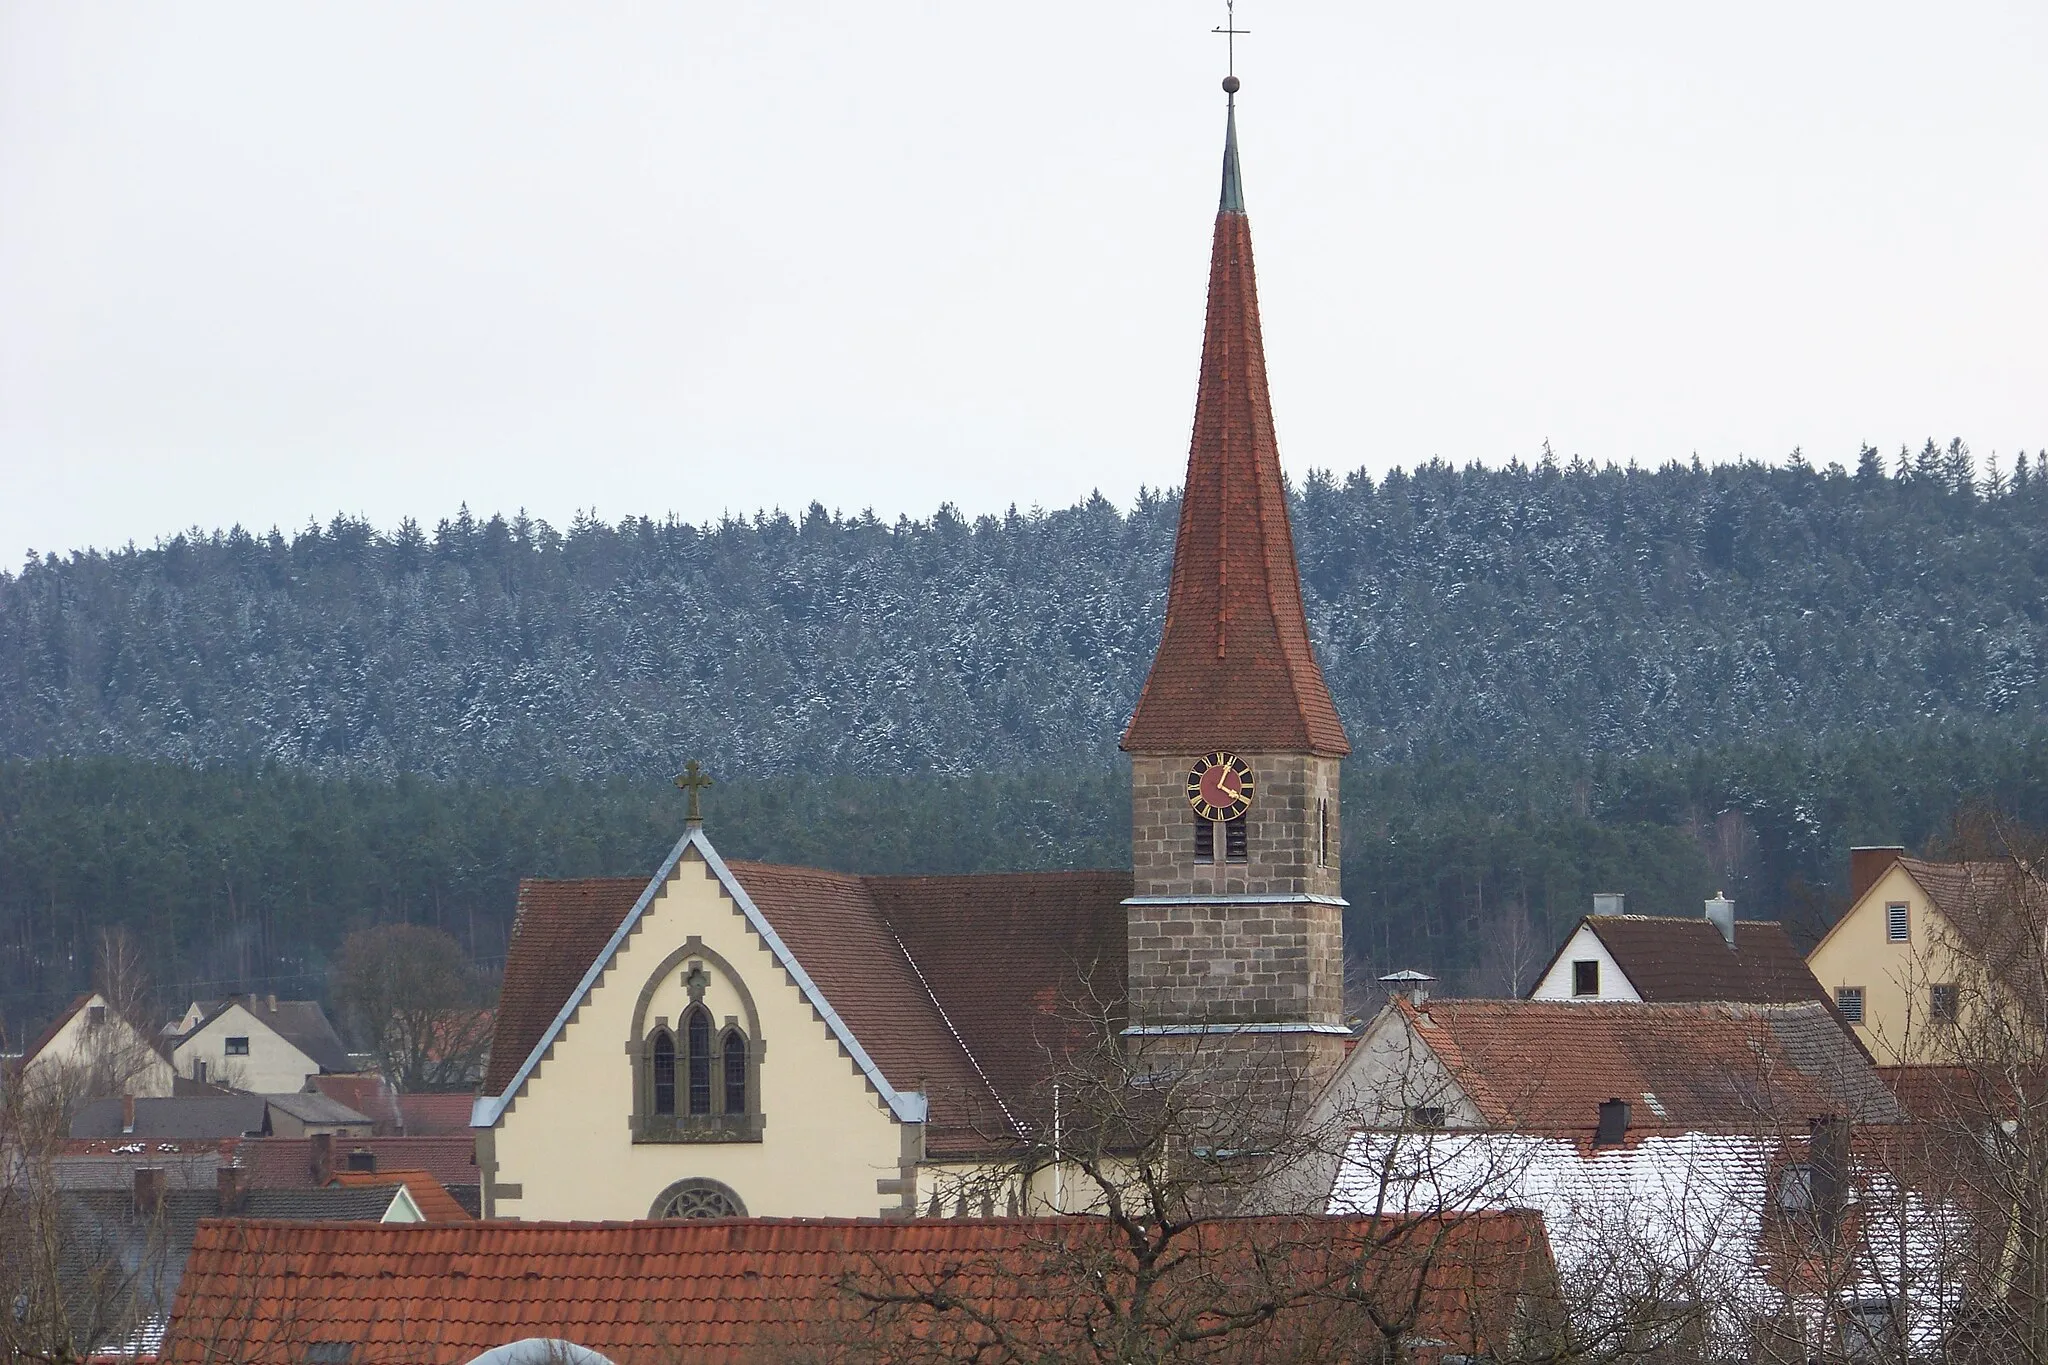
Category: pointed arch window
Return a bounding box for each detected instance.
[651,1029,677,1116]
[723,1028,748,1116]
[686,1006,714,1116]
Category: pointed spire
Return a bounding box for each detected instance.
[1219,77,1245,213]
[1122,87,1349,759]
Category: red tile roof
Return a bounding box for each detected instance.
[161,1212,1551,1365]
[1546,916,1832,1005]
[486,860,1131,1157]
[230,1135,478,1191]
[396,1091,477,1135]
[308,1074,401,1131]
[1120,153,1347,758]
[1396,998,1899,1135]
[332,1168,474,1222]
[483,877,647,1094]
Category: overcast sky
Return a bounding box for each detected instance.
[1,2,2042,566]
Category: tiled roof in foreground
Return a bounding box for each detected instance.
[161,1213,1550,1365]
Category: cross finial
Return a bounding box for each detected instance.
[674,760,714,826]
[1212,0,1248,85]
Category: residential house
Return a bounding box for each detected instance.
[1528,895,1831,1006]
[1304,995,1973,1358]
[1805,846,2037,1065]
[169,995,353,1092]
[257,1091,376,1139]
[16,993,174,1102]
[157,1212,1560,1365]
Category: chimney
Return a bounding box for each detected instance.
[1594,1098,1631,1148]
[133,1166,167,1215]
[121,1093,137,1135]
[1705,893,1736,946]
[216,1162,247,1214]
[1379,970,1436,1008]
[310,1132,335,1186]
[267,993,278,1013]
[1591,893,1625,916]
[1850,846,1906,904]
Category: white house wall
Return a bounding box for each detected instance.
[173,1003,322,1093]
[1529,925,1642,1002]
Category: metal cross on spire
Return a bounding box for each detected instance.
[1212,0,1248,81]
[674,759,714,826]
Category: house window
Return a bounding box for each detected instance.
[1887,902,1910,942]
[225,1036,250,1057]
[1572,960,1600,997]
[1408,1105,1446,1129]
[651,1030,677,1116]
[723,1029,748,1115]
[1776,1163,1815,1212]
[87,1005,106,1028]
[1930,983,1959,1024]
[1224,814,1248,863]
[686,1006,714,1117]
[1835,987,1865,1024]
[649,1177,746,1220]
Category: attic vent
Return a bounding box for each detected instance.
[1887,902,1910,942]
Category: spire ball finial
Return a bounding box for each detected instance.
[1222,75,1240,94]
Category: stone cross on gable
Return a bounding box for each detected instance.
[684,961,710,1002]
[674,760,714,826]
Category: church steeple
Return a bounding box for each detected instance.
[1122,83,1348,760]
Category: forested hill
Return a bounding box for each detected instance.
[3,441,2043,779]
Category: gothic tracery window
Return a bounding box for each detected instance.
[650,1177,746,1219]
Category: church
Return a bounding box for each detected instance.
[470,79,1352,1222]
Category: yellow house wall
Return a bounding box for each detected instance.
[485,849,915,1221]
[1806,863,1969,1065]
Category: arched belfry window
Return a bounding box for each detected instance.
[651,1029,677,1116]
[686,1006,713,1116]
[631,947,766,1144]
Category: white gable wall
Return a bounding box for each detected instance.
[483,849,912,1221]
[1529,924,1642,1002]
[173,1002,322,1093]
[23,993,175,1099]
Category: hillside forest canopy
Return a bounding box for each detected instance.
[1,441,2044,1040]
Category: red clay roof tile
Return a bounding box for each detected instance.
[161,1212,1550,1365]
[332,1167,473,1222]
[1121,175,1348,758]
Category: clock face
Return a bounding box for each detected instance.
[1186,752,1255,822]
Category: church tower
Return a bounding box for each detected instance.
[1121,79,1351,1074]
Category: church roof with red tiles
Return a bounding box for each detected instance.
[1122,93,1348,759]
[481,848,1128,1158]
[161,1212,1551,1365]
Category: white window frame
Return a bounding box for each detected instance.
[1886,902,1910,942]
